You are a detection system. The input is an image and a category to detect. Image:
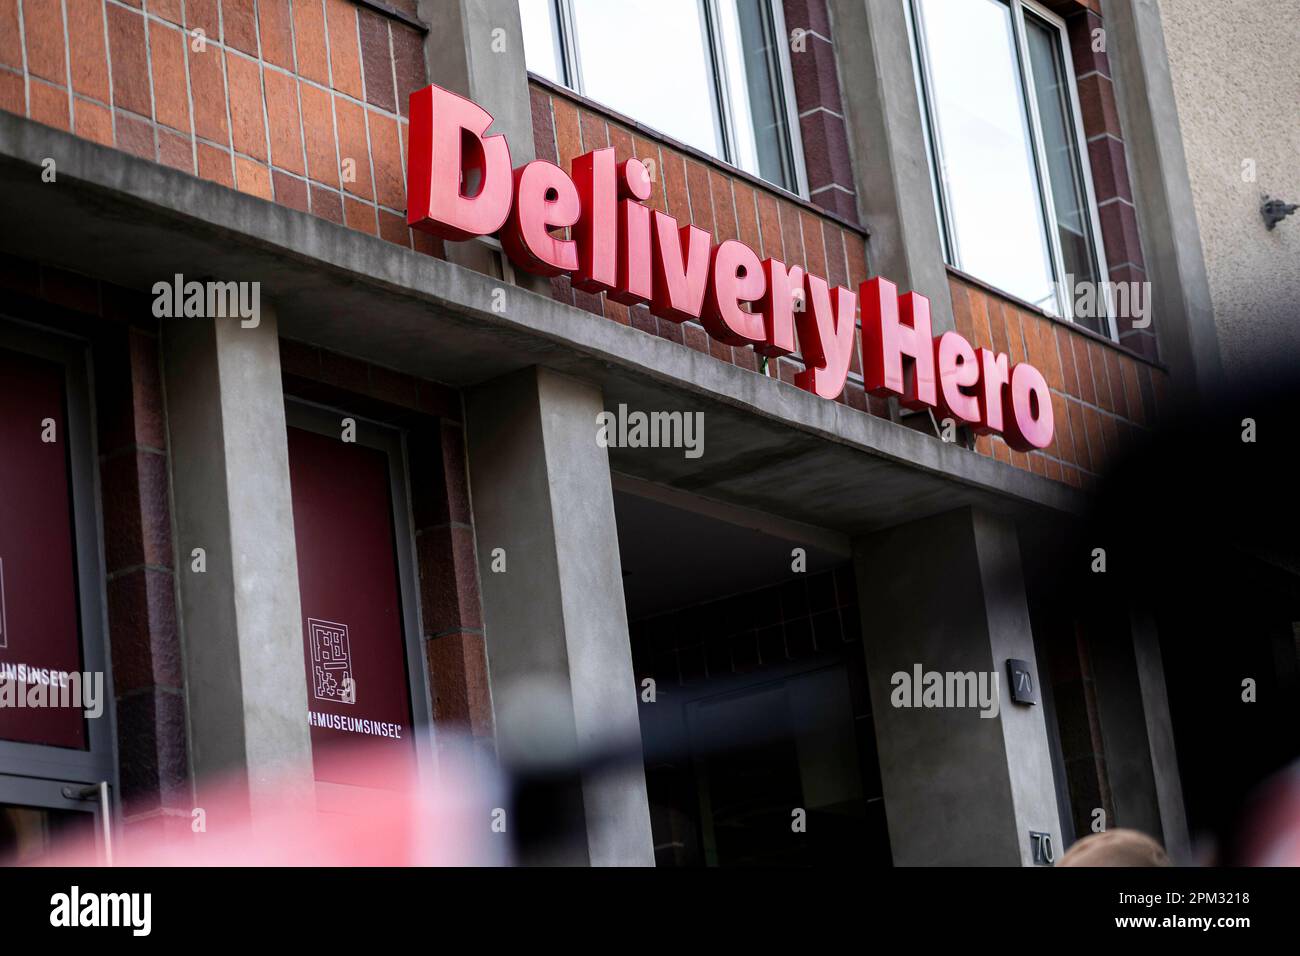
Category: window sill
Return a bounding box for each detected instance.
[945,265,1166,371]
[528,73,868,238]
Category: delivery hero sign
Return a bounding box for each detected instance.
[405,84,1054,451]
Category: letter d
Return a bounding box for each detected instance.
[407,84,513,241]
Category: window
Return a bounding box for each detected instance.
[909,0,1114,337]
[0,321,116,856]
[520,0,808,195]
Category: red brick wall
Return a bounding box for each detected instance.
[784,0,858,222]
[528,78,890,421]
[1044,0,1154,360]
[0,252,191,843]
[0,0,439,255]
[952,272,1169,487]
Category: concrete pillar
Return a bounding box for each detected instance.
[464,367,654,866]
[1075,609,1189,862]
[417,0,547,290]
[1129,610,1191,862]
[1101,0,1223,397]
[419,0,534,155]
[827,0,956,332]
[161,304,314,823]
[855,507,1061,865]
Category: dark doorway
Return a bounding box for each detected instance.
[614,482,891,866]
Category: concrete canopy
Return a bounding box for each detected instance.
[0,112,1083,536]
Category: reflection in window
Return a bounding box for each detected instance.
[916,0,1057,312]
[912,0,1112,335]
[1025,13,1105,333]
[518,0,563,84]
[570,0,722,156]
[521,0,805,194]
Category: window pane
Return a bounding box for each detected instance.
[917,0,1058,312]
[570,0,723,157]
[1025,14,1106,332]
[520,0,563,83]
[718,0,795,190]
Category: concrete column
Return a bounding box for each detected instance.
[162,303,314,823]
[1101,0,1223,397]
[417,0,547,290]
[827,0,956,332]
[1077,610,1189,862]
[855,507,1061,865]
[419,0,534,155]
[464,367,654,866]
[1129,610,1191,862]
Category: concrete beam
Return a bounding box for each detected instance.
[465,367,654,866]
[1102,0,1223,396]
[162,304,314,824]
[828,0,956,331]
[855,508,1062,865]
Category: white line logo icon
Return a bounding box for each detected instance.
[308,618,353,704]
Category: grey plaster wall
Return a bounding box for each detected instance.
[1159,0,1300,380]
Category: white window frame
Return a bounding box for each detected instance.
[530,0,810,198]
[908,0,1117,341]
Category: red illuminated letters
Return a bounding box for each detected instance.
[571,148,619,293]
[978,349,1010,434]
[407,85,512,241]
[862,277,937,409]
[1004,363,1054,451]
[755,259,804,358]
[650,213,712,324]
[933,330,981,424]
[796,275,857,400]
[702,240,765,345]
[611,159,654,305]
[501,161,579,275]
[404,83,1054,450]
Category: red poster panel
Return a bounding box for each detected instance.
[0,347,86,749]
[287,426,416,786]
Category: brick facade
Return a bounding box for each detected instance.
[0,0,439,255]
[528,78,891,421]
[784,0,858,222]
[952,273,1169,486]
[3,0,1164,489]
[1045,0,1155,360]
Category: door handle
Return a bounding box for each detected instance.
[60,780,113,865]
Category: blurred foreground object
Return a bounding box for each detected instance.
[1057,829,1171,867]
[1229,760,1300,866]
[9,733,507,867]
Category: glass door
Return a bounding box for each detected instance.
[0,773,108,864]
[0,320,118,863]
